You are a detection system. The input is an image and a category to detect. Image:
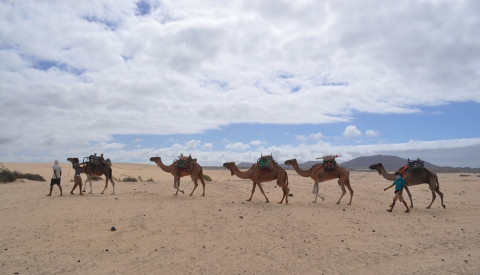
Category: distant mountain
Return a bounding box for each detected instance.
[340,155,437,171]
[340,155,480,173]
[214,155,480,173]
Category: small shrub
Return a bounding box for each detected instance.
[121,177,138,182]
[23,173,45,181]
[0,167,45,183]
[146,178,154,182]
[0,169,16,183]
[203,174,212,182]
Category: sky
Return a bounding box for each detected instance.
[1,0,479,167]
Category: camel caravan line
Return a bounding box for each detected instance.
[68,153,445,209]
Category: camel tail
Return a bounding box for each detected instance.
[435,174,440,190]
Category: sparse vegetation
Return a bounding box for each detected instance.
[120,176,138,182]
[0,165,45,183]
[203,174,212,182]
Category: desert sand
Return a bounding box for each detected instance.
[0,162,479,274]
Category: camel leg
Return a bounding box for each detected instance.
[200,177,206,196]
[404,186,413,208]
[173,177,184,195]
[256,183,270,203]
[110,178,115,195]
[336,182,347,205]
[312,181,325,203]
[279,185,290,204]
[436,188,445,208]
[433,176,445,208]
[345,178,354,205]
[247,182,257,201]
[426,183,437,209]
[189,177,198,196]
[83,175,92,194]
[100,177,109,194]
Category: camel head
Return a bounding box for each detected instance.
[284,159,297,166]
[149,157,160,162]
[67,158,79,168]
[222,162,235,176]
[369,163,384,174]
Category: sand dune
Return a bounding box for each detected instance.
[0,162,479,274]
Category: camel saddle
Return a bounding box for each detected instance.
[175,155,196,169]
[83,154,104,166]
[408,158,424,173]
[322,155,337,171]
[257,155,275,170]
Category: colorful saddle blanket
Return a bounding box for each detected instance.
[257,155,274,169]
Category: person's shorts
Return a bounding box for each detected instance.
[393,191,404,202]
[74,175,82,185]
[50,178,61,186]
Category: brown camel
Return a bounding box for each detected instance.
[369,163,445,209]
[67,156,116,195]
[149,156,206,196]
[222,157,290,204]
[284,159,353,204]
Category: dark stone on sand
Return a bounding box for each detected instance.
[111,226,116,231]
[288,193,293,197]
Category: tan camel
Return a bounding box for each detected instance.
[284,159,353,204]
[67,156,116,195]
[149,156,206,196]
[222,157,290,204]
[369,163,445,209]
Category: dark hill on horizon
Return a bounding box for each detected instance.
[210,155,480,173]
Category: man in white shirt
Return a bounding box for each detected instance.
[47,160,63,196]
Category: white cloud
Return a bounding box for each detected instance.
[366,129,381,138]
[0,1,479,166]
[202,143,213,149]
[250,140,265,146]
[185,140,201,149]
[225,142,250,151]
[344,125,361,138]
[296,132,324,142]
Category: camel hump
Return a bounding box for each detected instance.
[175,155,195,168]
[257,155,276,169]
[408,158,425,174]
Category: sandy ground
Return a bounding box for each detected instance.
[0,162,479,274]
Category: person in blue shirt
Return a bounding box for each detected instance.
[384,172,410,213]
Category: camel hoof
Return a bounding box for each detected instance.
[336,202,340,205]
[443,205,446,209]
[426,206,431,209]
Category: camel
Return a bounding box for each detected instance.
[222,157,290,204]
[284,159,353,204]
[67,155,116,195]
[149,156,206,196]
[369,163,445,209]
